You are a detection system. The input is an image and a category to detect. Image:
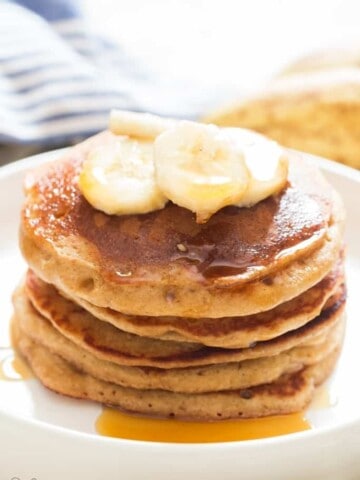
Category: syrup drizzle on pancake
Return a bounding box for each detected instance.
[23,137,332,286]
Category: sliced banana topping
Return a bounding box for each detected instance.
[80,111,289,221]
[154,121,250,223]
[240,142,288,207]
[222,128,289,207]
[79,136,167,215]
[110,109,176,139]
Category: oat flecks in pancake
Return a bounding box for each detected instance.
[25,271,201,359]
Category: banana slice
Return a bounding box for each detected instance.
[240,142,288,207]
[81,113,288,220]
[79,136,167,215]
[110,110,176,139]
[154,121,250,223]
[223,128,289,207]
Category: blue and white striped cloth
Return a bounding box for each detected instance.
[0,0,198,153]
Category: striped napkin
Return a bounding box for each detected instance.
[1,0,207,163]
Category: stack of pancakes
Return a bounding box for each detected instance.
[12,131,346,420]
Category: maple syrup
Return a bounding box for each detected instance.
[0,349,33,381]
[95,408,311,443]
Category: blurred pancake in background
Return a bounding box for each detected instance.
[205,49,360,169]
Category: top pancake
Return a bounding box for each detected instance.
[20,131,345,317]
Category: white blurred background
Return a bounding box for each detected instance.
[83,0,360,112]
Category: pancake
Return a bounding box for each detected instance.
[12,318,341,420]
[13,302,344,393]
[14,280,346,368]
[20,131,345,318]
[26,256,344,349]
[204,68,360,169]
[25,272,201,360]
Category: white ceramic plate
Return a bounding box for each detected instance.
[0,150,359,480]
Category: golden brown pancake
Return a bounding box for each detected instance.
[26,257,344,349]
[25,272,201,359]
[14,280,346,368]
[13,299,344,394]
[12,317,341,420]
[20,131,345,318]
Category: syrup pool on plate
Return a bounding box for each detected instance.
[94,384,338,443]
[95,408,311,443]
[0,348,33,381]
